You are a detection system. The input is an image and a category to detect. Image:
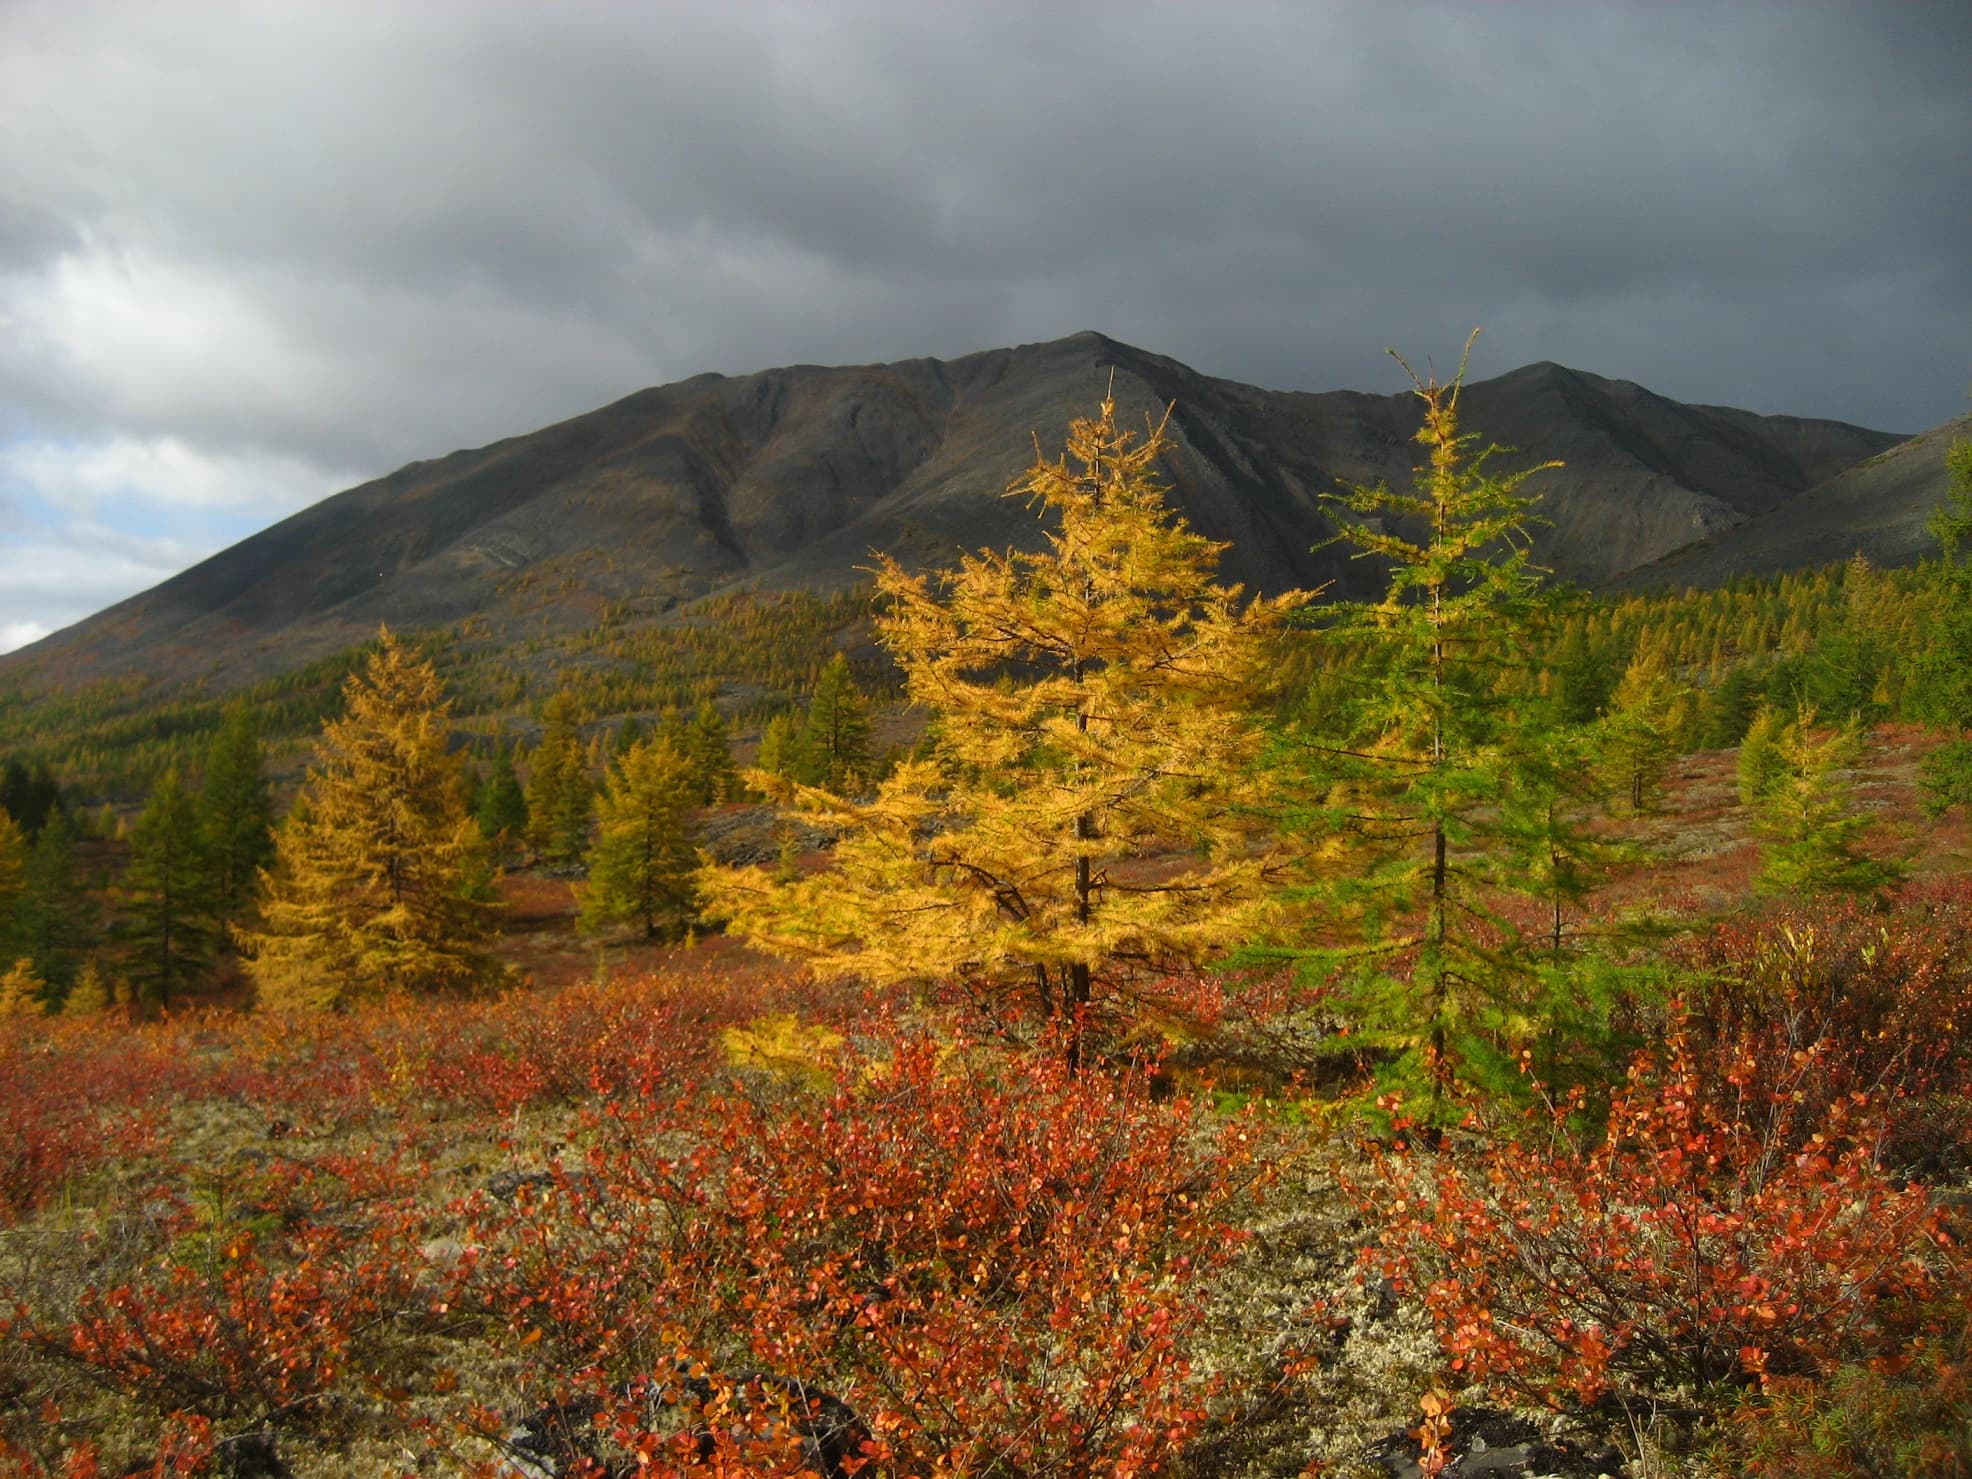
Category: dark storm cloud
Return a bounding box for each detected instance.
[2,0,1969,643]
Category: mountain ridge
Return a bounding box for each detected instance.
[2,330,1934,692]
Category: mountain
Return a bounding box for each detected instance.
[0,332,1916,691]
[1616,409,1972,589]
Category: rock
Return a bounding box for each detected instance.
[498,1371,871,1479]
[1364,1406,1625,1479]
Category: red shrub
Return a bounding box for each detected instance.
[1365,1003,1956,1409]
[463,1034,1263,1477]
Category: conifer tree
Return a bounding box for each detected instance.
[197,701,276,925]
[0,808,26,966]
[579,739,699,939]
[1913,439,1972,814]
[20,810,90,990]
[1752,709,1902,896]
[62,957,112,1017]
[525,690,593,866]
[1276,338,1611,1112]
[686,700,739,804]
[0,957,44,1019]
[240,628,494,1011]
[474,741,529,862]
[702,394,1307,1046]
[119,766,213,1007]
[753,713,806,788]
[801,655,872,792]
[1598,652,1679,813]
[1737,705,1789,808]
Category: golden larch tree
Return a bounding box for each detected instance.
[240,628,494,1010]
[700,395,1309,1038]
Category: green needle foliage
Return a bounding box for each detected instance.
[1913,437,1972,816]
[579,738,699,940]
[196,701,275,926]
[118,766,214,1008]
[1748,707,1904,897]
[800,654,873,793]
[1276,336,1622,1116]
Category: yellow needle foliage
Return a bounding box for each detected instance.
[240,629,494,1011]
[701,395,1310,1023]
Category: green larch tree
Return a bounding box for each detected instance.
[801,654,873,792]
[1275,338,1614,1114]
[1913,438,1972,814]
[0,808,26,966]
[119,766,214,1007]
[702,394,1308,1052]
[1752,708,1903,897]
[686,699,739,804]
[239,628,495,1011]
[474,741,529,863]
[197,700,276,926]
[19,809,91,991]
[579,738,699,939]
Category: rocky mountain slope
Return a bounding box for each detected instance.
[0,332,1918,690]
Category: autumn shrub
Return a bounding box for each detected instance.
[1674,879,1972,1174]
[461,1032,1265,1477]
[0,1147,440,1472]
[1364,1002,1954,1413]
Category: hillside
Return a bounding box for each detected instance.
[0,332,1909,693]
[1618,408,1972,589]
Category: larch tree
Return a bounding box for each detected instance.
[197,700,276,926]
[1913,437,1972,814]
[578,738,699,939]
[801,654,873,792]
[701,394,1308,1049]
[1752,708,1903,897]
[1275,337,1610,1113]
[118,766,214,1007]
[20,809,90,991]
[0,808,26,965]
[240,628,495,1011]
[474,741,529,863]
[525,690,593,867]
[686,699,739,804]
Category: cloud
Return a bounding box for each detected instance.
[0,0,1969,643]
[0,621,50,656]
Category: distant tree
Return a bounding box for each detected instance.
[1913,439,1972,814]
[1700,663,1763,748]
[1752,709,1902,897]
[474,741,529,862]
[0,808,25,964]
[579,739,699,940]
[61,956,113,1017]
[197,701,276,926]
[753,713,806,788]
[525,690,593,867]
[801,655,872,792]
[1737,705,1789,809]
[240,628,495,1011]
[685,700,739,804]
[119,766,214,1008]
[612,715,649,759]
[0,957,44,1019]
[19,810,90,991]
[703,393,1306,1055]
[0,760,63,841]
[1598,652,1678,814]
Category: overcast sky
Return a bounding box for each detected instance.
[3,0,1969,652]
